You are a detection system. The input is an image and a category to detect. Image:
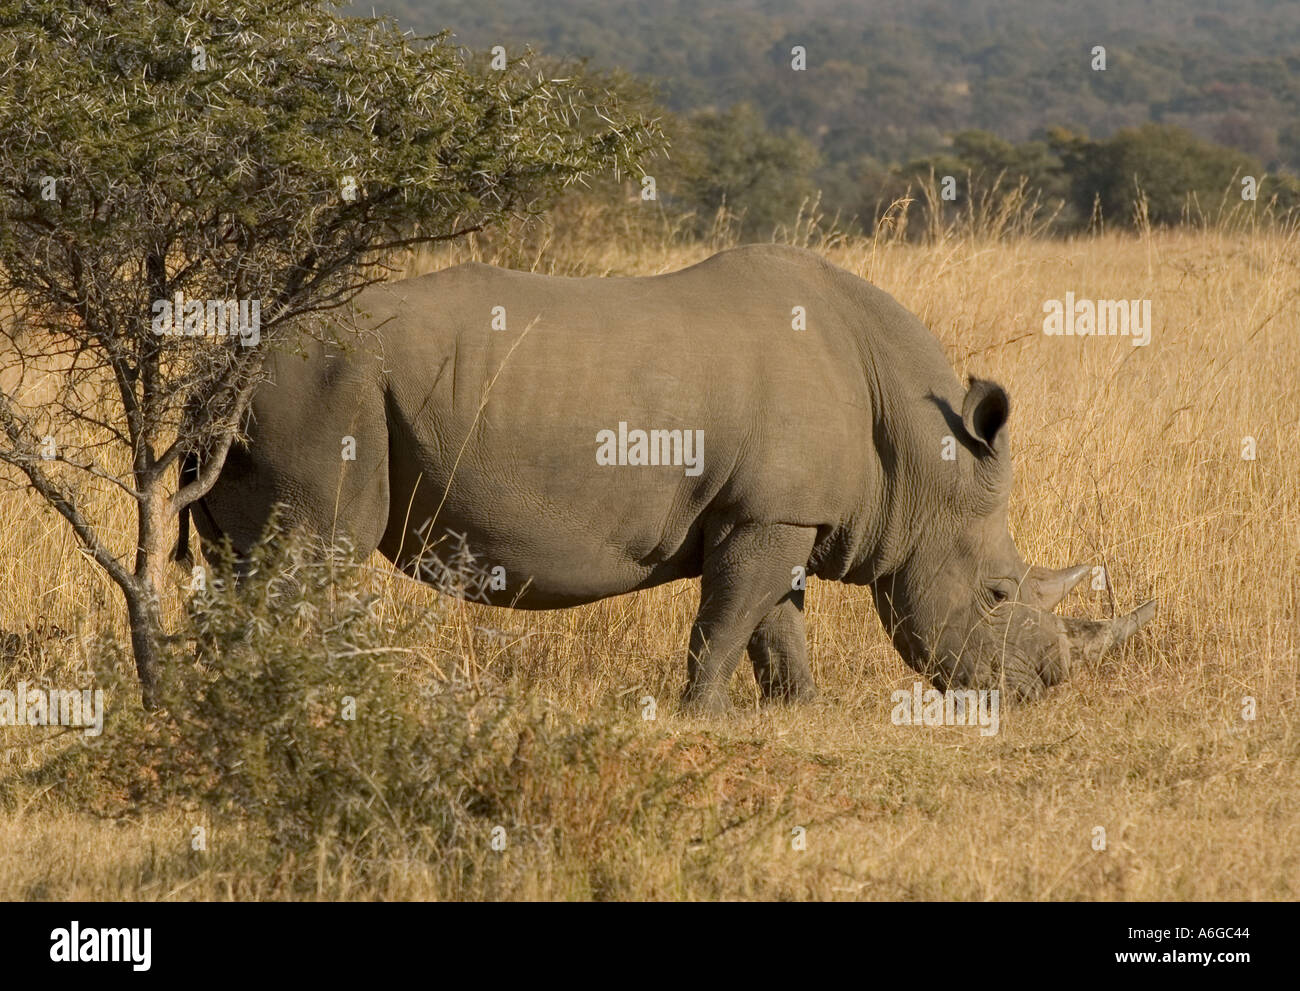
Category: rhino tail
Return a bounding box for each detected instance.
[174,449,199,563]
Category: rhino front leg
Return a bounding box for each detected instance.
[681,522,817,714]
[748,589,817,704]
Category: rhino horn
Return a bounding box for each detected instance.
[1040,599,1157,686]
[1022,563,1091,611]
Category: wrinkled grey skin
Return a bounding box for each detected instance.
[192,244,1154,712]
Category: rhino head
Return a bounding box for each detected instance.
[871,377,1155,703]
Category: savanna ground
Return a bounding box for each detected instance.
[0,205,1297,900]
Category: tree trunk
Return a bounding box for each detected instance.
[125,584,164,710]
[127,489,174,710]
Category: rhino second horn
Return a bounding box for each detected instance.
[1024,563,1091,611]
[1042,599,1157,685]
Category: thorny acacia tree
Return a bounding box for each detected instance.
[0,0,662,706]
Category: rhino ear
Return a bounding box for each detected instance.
[961,377,1010,456]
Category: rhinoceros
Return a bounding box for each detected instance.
[181,244,1154,711]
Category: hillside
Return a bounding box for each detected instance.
[363,0,1300,218]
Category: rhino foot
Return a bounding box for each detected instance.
[679,685,733,716]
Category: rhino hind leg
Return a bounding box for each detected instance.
[748,590,817,704]
[196,363,392,573]
[681,522,818,714]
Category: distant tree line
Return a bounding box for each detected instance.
[652,110,1300,237]
[853,123,1300,234]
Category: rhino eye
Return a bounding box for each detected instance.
[987,580,1016,605]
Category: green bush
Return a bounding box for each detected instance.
[6,527,726,897]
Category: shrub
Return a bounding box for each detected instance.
[9,527,728,897]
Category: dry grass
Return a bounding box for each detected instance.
[1,215,1297,899]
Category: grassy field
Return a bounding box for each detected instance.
[1,215,1297,900]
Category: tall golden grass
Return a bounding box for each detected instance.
[0,206,1297,899]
